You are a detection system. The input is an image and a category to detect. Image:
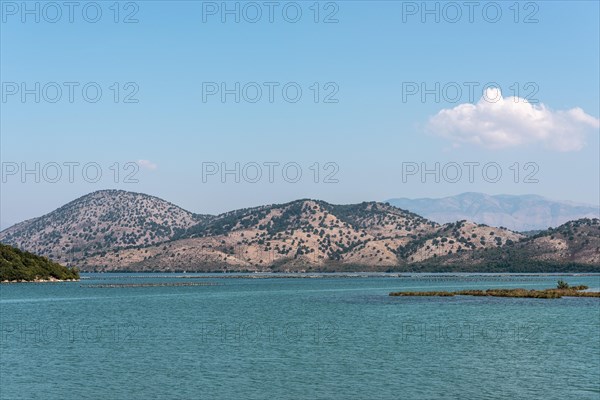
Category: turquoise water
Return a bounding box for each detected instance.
[1,273,599,399]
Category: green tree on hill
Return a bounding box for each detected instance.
[0,244,79,282]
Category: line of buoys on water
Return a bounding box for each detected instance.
[82,282,220,288]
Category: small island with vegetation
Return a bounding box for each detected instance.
[1,243,79,282]
[389,280,600,299]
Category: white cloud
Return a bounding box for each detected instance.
[137,159,158,171]
[427,88,600,151]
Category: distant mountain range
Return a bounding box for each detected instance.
[1,190,598,272]
[386,193,599,232]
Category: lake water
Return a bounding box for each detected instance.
[1,273,599,399]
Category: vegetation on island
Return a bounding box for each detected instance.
[389,280,600,299]
[0,243,79,282]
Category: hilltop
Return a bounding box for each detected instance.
[0,190,205,263]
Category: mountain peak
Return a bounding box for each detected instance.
[387,193,599,231]
[0,190,201,259]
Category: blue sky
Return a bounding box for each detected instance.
[1,0,599,227]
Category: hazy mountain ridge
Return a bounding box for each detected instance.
[387,192,600,231]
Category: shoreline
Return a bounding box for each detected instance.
[1,278,80,284]
[77,272,600,280]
